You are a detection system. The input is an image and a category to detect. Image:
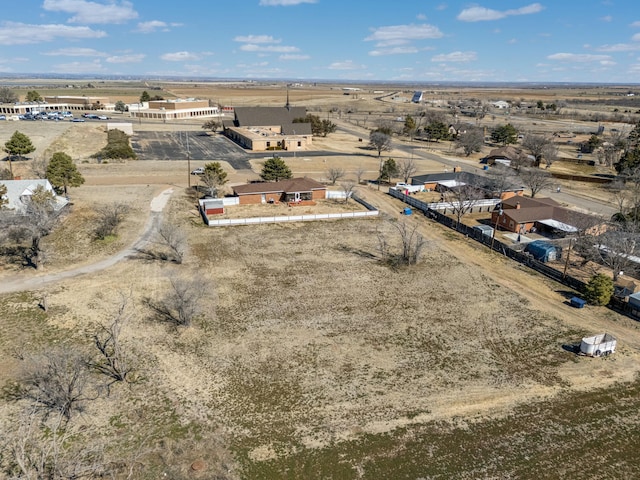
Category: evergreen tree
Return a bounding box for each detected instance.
[200,162,228,197]
[260,157,292,182]
[583,273,614,306]
[491,124,518,145]
[46,152,85,196]
[3,131,36,176]
[379,158,398,184]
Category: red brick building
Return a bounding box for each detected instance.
[232,177,326,205]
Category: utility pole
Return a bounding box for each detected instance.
[186,132,191,189]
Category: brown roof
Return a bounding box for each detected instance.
[233,177,326,195]
[501,196,599,229]
[485,145,523,160]
[501,196,560,209]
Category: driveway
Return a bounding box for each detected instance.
[0,188,174,295]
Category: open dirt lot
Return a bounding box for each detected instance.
[1,83,639,478]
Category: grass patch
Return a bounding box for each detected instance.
[235,378,640,479]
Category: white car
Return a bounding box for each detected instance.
[191,167,205,175]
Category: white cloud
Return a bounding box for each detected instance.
[42,0,138,24]
[234,35,280,44]
[633,33,640,41]
[365,24,443,43]
[240,44,299,53]
[547,53,614,64]
[457,3,544,22]
[0,22,106,45]
[631,21,640,28]
[135,20,178,33]
[369,46,419,56]
[259,0,316,5]
[106,53,145,63]
[279,54,310,60]
[161,51,201,62]
[597,43,640,52]
[601,15,613,22]
[328,60,364,70]
[431,51,477,62]
[43,47,107,56]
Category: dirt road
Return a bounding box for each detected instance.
[0,188,173,295]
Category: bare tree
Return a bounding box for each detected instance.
[597,130,628,167]
[522,133,558,168]
[369,130,392,157]
[354,165,366,184]
[339,181,356,204]
[16,348,95,421]
[519,167,553,198]
[455,126,484,156]
[30,156,49,179]
[326,167,346,185]
[398,157,418,183]
[145,275,206,327]
[577,225,640,280]
[4,407,107,479]
[90,293,138,391]
[442,183,485,229]
[94,202,130,240]
[485,164,518,199]
[377,220,426,267]
[0,185,62,269]
[156,221,187,264]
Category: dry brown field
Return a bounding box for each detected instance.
[1,82,640,478]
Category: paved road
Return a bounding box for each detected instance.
[0,188,173,295]
[334,120,616,217]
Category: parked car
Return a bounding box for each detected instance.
[71,118,85,122]
[191,167,205,175]
[0,115,6,121]
[97,115,109,120]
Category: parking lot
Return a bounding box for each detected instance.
[132,131,252,170]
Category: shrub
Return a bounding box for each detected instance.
[584,273,614,306]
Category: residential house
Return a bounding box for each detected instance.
[491,196,601,235]
[0,179,69,213]
[482,146,533,166]
[232,177,326,205]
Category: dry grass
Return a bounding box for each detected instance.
[2,82,640,478]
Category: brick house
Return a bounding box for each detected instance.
[491,196,601,235]
[232,177,326,205]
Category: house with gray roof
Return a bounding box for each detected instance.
[0,179,69,213]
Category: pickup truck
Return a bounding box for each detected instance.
[394,183,424,194]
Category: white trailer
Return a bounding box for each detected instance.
[580,333,617,357]
[393,183,424,194]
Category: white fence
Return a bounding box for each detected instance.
[205,210,378,227]
[388,188,500,213]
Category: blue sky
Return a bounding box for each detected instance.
[1,0,640,83]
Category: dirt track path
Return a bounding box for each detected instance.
[0,188,174,295]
